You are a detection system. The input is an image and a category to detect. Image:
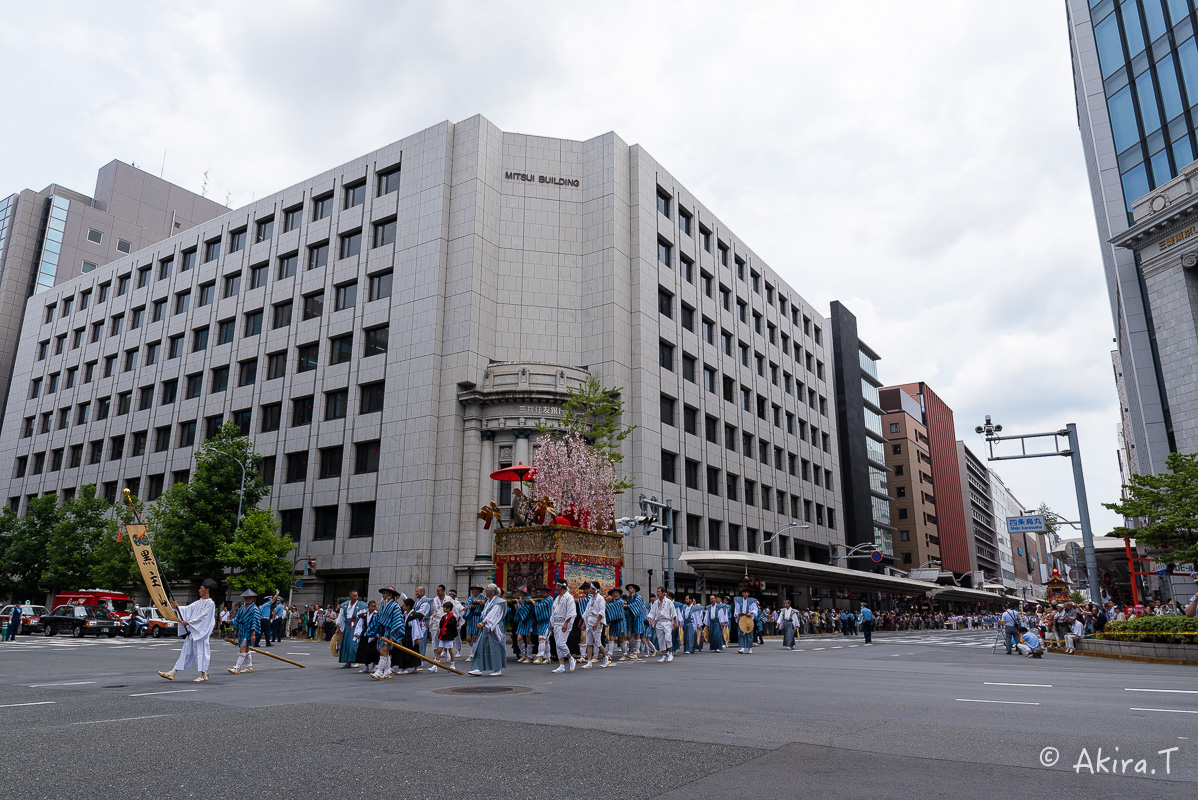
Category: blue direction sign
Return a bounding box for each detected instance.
[1006,515,1047,534]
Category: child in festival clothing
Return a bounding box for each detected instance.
[432,602,460,672]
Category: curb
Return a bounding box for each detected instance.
[1062,648,1198,668]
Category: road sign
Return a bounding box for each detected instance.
[870,551,883,563]
[1006,514,1047,534]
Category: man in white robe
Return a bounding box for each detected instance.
[468,584,508,677]
[648,587,679,663]
[549,580,577,673]
[159,578,218,682]
[579,582,608,669]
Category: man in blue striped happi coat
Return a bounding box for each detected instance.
[625,584,650,659]
[605,587,626,661]
[462,585,485,663]
[368,585,406,680]
[531,586,553,664]
[228,589,261,674]
[514,587,534,663]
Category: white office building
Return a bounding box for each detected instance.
[0,116,843,602]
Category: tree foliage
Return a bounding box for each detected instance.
[3,495,58,600]
[43,485,122,593]
[149,422,270,584]
[530,432,618,531]
[216,509,293,597]
[549,376,636,491]
[1103,451,1198,566]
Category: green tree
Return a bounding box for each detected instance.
[0,507,22,599]
[1104,451,1198,565]
[548,376,636,490]
[216,509,293,596]
[43,485,119,595]
[149,422,270,586]
[4,495,59,601]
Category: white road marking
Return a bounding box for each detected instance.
[831,646,843,649]
[1125,688,1198,695]
[813,648,825,651]
[28,681,96,687]
[890,653,903,657]
[956,699,1039,705]
[128,689,198,697]
[71,714,172,725]
[0,701,55,708]
[849,645,859,648]
[285,652,309,655]
[1130,707,1198,714]
[984,682,1052,688]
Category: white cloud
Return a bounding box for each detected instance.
[0,1,1129,533]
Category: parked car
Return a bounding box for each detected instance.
[42,605,121,638]
[1,604,50,634]
[142,606,179,638]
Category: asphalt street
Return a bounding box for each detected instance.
[0,629,1194,799]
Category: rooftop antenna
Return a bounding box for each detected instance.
[160,151,167,178]
[201,170,209,198]
[224,190,231,207]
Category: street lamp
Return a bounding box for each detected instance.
[214,449,249,533]
[835,543,881,568]
[756,521,811,555]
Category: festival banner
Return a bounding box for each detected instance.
[123,523,178,622]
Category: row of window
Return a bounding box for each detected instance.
[681,512,833,556]
[21,377,387,452]
[14,432,383,487]
[41,162,402,328]
[660,390,831,452]
[655,184,819,339]
[85,227,133,253]
[7,484,379,542]
[659,447,833,513]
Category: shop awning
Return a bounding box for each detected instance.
[679,551,1010,604]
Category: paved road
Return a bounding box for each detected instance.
[0,629,1194,799]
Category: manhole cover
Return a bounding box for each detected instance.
[433,685,531,696]
[101,685,128,689]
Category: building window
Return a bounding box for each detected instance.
[302,291,324,320]
[313,505,338,540]
[229,229,246,253]
[659,340,674,370]
[244,310,263,336]
[312,194,333,221]
[204,240,221,263]
[152,299,166,322]
[319,446,343,479]
[280,509,302,541]
[360,381,385,414]
[657,238,672,266]
[204,415,223,440]
[369,271,392,300]
[266,352,286,381]
[238,359,257,387]
[273,301,293,329]
[706,466,720,496]
[344,181,366,209]
[682,354,696,382]
[285,452,308,483]
[175,291,190,314]
[217,319,235,345]
[658,287,673,318]
[373,218,397,247]
[378,164,402,195]
[178,421,197,448]
[297,343,319,373]
[656,188,672,218]
[136,267,150,288]
[326,389,349,420]
[339,230,362,259]
[198,282,215,306]
[661,451,677,483]
[660,394,676,426]
[329,334,353,365]
[278,253,298,279]
[260,402,281,432]
[685,459,700,490]
[255,217,274,243]
[363,325,388,357]
[223,272,241,298]
[355,440,381,473]
[892,444,902,455]
[678,208,692,236]
[349,502,376,538]
[283,206,302,232]
[291,396,314,427]
[308,242,329,271]
[87,228,103,244]
[249,263,267,289]
[334,282,357,311]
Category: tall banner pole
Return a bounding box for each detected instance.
[118,488,179,623]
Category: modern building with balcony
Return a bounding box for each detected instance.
[879,387,940,572]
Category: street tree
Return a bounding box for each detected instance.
[43,485,119,595]
[1104,451,1198,566]
[550,376,636,491]
[215,508,293,597]
[4,495,58,601]
[149,422,269,586]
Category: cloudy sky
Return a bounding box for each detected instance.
[0,2,1120,537]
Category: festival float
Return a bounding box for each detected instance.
[479,431,624,597]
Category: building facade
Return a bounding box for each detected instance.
[956,441,1000,585]
[1109,162,1198,455]
[0,115,843,602]
[879,388,940,571]
[1066,0,1198,475]
[987,470,1023,591]
[887,382,971,576]
[830,302,893,561]
[0,162,225,422]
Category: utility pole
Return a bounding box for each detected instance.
[617,495,674,592]
[975,416,1101,603]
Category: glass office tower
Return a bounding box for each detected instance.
[1066,0,1198,475]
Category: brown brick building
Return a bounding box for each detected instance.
[879,388,940,570]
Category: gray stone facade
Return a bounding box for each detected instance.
[1111,163,1198,456]
[0,115,843,600]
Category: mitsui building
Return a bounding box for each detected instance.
[0,115,849,605]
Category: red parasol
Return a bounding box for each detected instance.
[490,462,536,482]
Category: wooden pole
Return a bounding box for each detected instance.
[224,638,306,668]
[379,636,465,676]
